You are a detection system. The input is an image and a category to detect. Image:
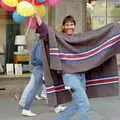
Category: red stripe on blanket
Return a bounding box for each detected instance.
[49,35,120,60]
[46,77,119,94]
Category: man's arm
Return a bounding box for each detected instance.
[35,14,49,41]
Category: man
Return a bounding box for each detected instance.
[35,15,91,120]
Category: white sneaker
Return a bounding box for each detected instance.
[40,93,48,100]
[21,109,37,117]
[35,95,42,100]
[35,95,47,100]
[54,105,67,113]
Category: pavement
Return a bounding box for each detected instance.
[0,90,120,120]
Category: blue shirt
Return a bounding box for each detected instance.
[31,40,43,66]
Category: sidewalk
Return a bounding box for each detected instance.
[0,92,120,120]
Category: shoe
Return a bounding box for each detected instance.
[35,95,42,100]
[35,95,47,100]
[40,93,48,100]
[21,109,37,117]
[54,105,67,113]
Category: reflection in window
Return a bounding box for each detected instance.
[86,0,120,30]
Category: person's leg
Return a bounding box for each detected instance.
[80,73,86,90]
[55,73,90,120]
[19,74,35,107]
[36,83,43,95]
[35,81,44,100]
[23,65,43,110]
[40,84,47,98]
[72,74,91,120]
[35,83,47,100]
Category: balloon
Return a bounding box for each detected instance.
[0,0,16,11]
[36,5,46,17]
[45,0,62,6]
[18,0,32,3]
[17,1,35,17]
[12,11,27,23]
[2,0,18,7]
[24,17,37,29]
[18,0,44,5]
[34,0,45,6]
[38,0,45,2]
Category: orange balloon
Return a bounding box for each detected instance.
[36,5,46,17]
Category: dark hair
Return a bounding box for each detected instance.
[88,0,96,3]
[62,15,76,26]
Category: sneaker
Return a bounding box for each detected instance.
[35,95,42,100]
[35,95,47,100]
[40,93,48,100]
[54,105,67,113]
[21,109,37,117]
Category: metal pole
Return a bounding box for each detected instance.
[105,0,108,24]
[81,0,87,32]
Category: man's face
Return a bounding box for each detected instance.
[91,0,96,6]
[62,21,75,35]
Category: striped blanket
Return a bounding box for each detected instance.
[42,23,120,105]
[48,22,120,73]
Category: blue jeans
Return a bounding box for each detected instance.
[36,83,45,96]
[55,73,91,120]
[19,65,43,110]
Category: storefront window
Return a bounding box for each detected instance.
[86,0,120,30]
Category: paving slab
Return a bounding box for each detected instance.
[0,94,120,120]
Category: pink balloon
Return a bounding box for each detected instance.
[24,17,37,29]
[45,0,62,6]
[0,0,16,11]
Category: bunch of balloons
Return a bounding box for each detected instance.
[0,0,63,24]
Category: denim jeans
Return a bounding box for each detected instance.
[55,73,91,120]
[36,83,45,95]
[19,65,43,110]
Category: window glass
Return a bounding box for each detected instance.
[86,0,120,30]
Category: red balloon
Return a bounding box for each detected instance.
[34,0,45,6]
[18,0,45,6]
[0,0,16,11]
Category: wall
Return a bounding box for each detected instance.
[0,9,6,65]
[49,0,87,33]
[0,9,6,48]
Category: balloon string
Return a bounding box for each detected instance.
[25,16,33,37]
[25,0,35,38]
